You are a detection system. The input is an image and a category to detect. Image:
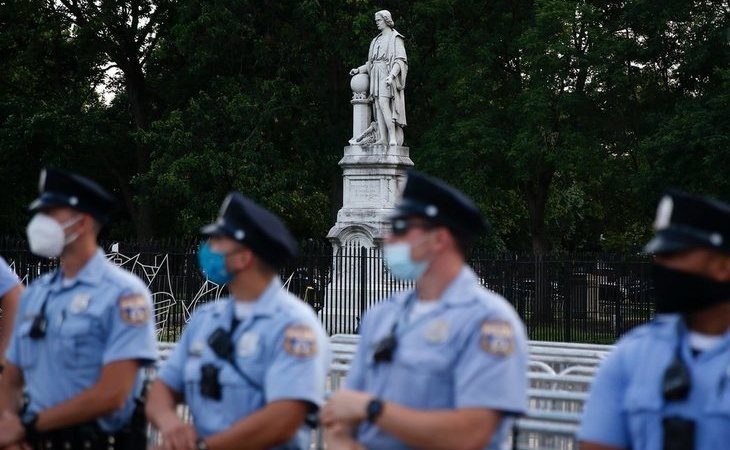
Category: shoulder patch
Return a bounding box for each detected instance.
[479,320,514,356]
[118,294,150,325]
[284,324,317,358]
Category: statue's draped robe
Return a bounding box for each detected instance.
[366,30,407,128]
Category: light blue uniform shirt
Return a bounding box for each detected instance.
[0,256,20,297]
[6,249,157,432]
[159,278,330,449]
[579,315,730,450]
[345,266,529,450]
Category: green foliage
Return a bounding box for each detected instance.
[0,0,728,251]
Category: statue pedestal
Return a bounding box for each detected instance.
[327,145,413,248]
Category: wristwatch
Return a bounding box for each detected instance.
[366,398,384,423]
[22,414,38,440]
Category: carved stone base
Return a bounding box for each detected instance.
[327,145,414,248]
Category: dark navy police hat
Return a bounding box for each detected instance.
[645,189,730,255]
[29,168,117,224]
[391,171,489,237]
[202,192,299,267]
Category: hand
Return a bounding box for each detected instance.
[156,415,198,450]
[385,75,393,86]
[0,411,24,447]
[349,68,360,76]
[323,422,366,450]
[321,390,373,426]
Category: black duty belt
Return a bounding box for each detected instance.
[27,422,137,450]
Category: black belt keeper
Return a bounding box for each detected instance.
[27,423,135,450]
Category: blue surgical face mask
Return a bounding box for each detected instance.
[198,242,234,285]
[383,242,429,281]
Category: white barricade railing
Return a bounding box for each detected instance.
[153,335,613,450]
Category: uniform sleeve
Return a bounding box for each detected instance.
[0,257,20,298]
[264,320,328,407]
[577,347,630,448]
[344,309,374,391]
[158,318,196,394]
[4,289,29,365]
[454,316,528,414]
[102,286,157,365]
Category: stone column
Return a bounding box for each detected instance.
[350,73,371,139]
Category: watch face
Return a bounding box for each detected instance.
[367,398,384,422]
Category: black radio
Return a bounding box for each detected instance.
[208,327,234,360]
[372,334,397,363]
[29,315,48,340]
[200,363,222,400]
[662,416,695,450]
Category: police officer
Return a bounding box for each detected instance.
[579,189,730,450]
[145,192,330,450]
[321,171,528,450]
[0,256,23,364]
[0,168,157,449]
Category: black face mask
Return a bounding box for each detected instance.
[652,264,730,315]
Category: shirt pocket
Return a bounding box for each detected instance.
[387,346,454,409]
[218,363,266,425]
[60,315,103,369]
[622,386,663,450]
[17,321,38,370]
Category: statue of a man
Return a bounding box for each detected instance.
[349,10,407,147]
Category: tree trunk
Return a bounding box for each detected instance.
[522,168,554,255]
[122,62,154,240]
[522,168,555,324]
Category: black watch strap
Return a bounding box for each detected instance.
[366,398,384,423]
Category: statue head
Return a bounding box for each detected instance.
[374,10,394,29]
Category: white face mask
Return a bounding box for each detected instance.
[26,213,82,258]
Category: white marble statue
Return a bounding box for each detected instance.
[349,10,408,147]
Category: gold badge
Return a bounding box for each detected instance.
[118,294,150,325]
[424,319,449,344]
[284,325,317,358]
[479,321,515,356]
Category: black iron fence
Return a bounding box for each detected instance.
[0,237,655,344]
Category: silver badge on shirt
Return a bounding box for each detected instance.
[238,331,260,357]
[424,319,450,344]
[188,341,205,357]
[69,293,90,314]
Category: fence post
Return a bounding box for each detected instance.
[615,265,624,340]
[359,246,367,321]
[563,261,572,342]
